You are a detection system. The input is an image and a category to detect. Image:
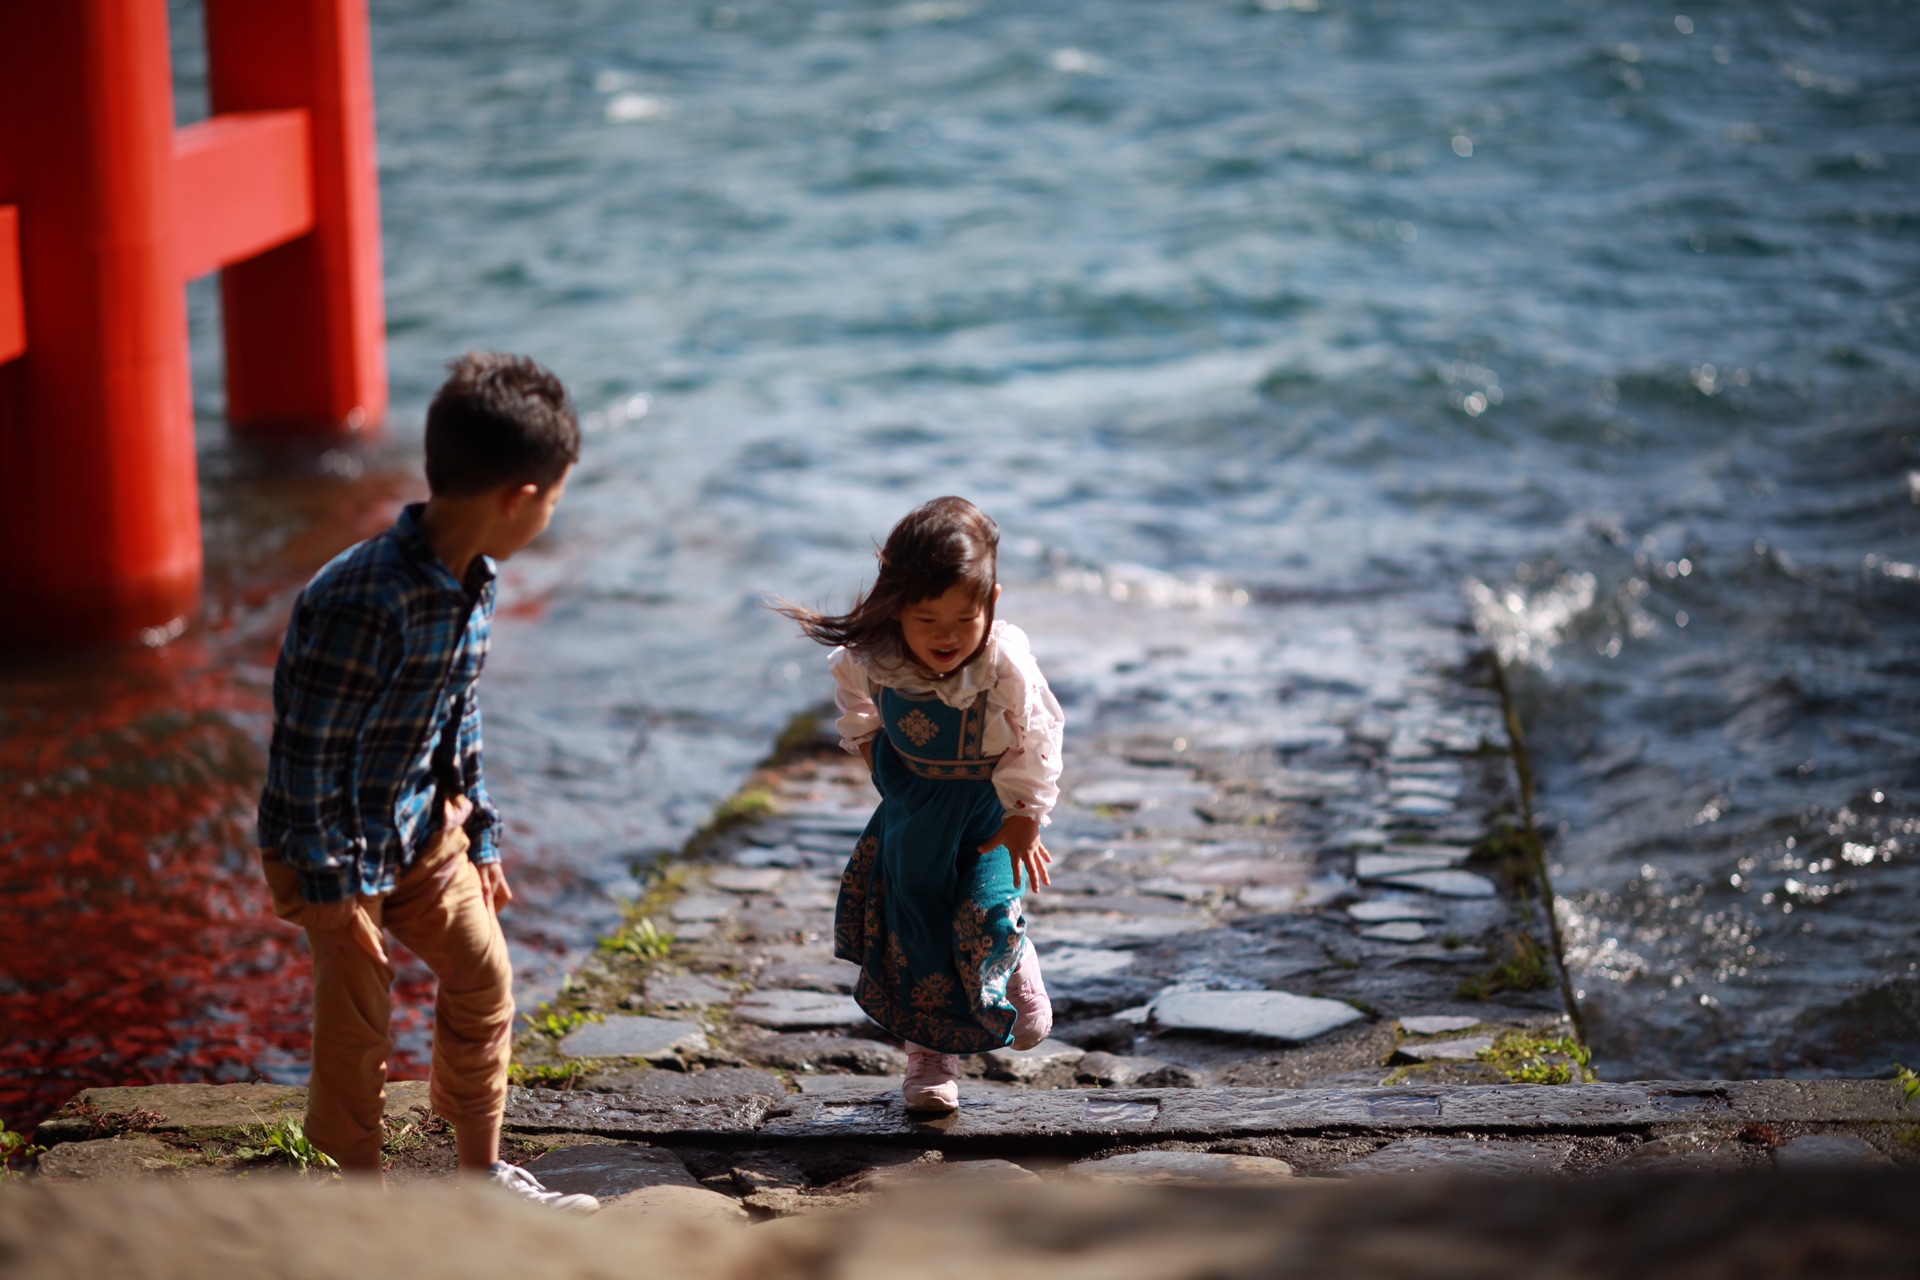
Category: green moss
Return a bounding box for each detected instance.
[1474,1030,1594,1085]
[1457,930,1553,1000]
[508,1061,597,1090]
[599,916,673,961]
[0,1117,44,1178]
[1896,1064,1920,1105]
[521,1004,605,1040]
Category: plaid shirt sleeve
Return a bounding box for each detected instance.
[275,598,399,903]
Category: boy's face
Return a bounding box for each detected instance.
[896,581,999,674]
[486,466,571,561]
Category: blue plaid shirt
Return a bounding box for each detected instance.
[258,503,501,903]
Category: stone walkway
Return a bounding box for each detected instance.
[25,590,1918,1210]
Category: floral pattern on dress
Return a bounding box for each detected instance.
[896,707,940,747]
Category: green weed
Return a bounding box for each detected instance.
[0,1117,45,1178]
[600,917,673,961]
[233,1119,338,1176]
[1476,1031,1593,1085]
[1895,1064,1920,1105]
[521,1004,605,1040]
[509,1061,596,1090]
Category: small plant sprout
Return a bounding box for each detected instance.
[0,1117,45,1178]
[1895,1064,1919,1105]
[600,917,673,960]
[233,1118,339,1176]
[521,1004,605,1040]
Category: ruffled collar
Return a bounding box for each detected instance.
[864,620,1004,709]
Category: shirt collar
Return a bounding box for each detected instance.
[395,502,497,597]
[865,619,1003,708]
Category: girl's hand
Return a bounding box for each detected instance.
[981,815,1051,891]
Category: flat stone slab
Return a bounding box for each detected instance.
[669,894,737,923]
[1360,921,1430,943]
[1398,1034,1494,1063]
[556,1081,1918,1147]
[1149,990,1365,1044]
[755,958,857,993]
[1399,1015,1484,1035]
[583,1067,786,1103]
[522,1142,703,1197]
[984,1039,1086,1082]
[733,989,872,1030]
[1375,869,1497,898]
[559,1015,707,1060]
[708,867,789,893]
[1038,947,1136,981]
[1067,1151,1295,1185]
[1772,1134,1895,1170]
[862,1158,1040,1187]
[1348,899,1443,923]
[1338,1137,1574,1177]
[1356,853,1463,880]
[641,973,736,1009]
[34,1137,180,1182]
[38,1082,432,1146]
[1076,1053,1176,1086]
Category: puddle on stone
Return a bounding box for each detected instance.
[1366,1094,1443,1118]
[1085,1098,1160,1126]
[815,1103,886,1127]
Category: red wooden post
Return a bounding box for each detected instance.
[205,0,388,435]
[0,0,202,646]
[0,0,389,646]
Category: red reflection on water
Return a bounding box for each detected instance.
[0,634,433,1130]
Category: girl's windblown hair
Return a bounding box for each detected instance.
[777,496,999,660]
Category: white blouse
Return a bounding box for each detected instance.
[830,620,1066,825]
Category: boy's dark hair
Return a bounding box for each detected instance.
[778,496,1000,666]
[425,352,581,496]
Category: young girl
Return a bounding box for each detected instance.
[779,497,1064,1112]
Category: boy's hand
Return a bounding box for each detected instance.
[479,861,513,914]
[980,816,1051,891]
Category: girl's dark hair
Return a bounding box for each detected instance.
[779,496,1000,661]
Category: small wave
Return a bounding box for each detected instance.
[1048,561,1250,609]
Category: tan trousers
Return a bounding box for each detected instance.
[261,827,514,1170]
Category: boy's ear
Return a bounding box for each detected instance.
[499,481,540,516]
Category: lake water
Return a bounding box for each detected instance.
[3,0,1916,1121]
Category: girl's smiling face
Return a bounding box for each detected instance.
[897,582,1000,674]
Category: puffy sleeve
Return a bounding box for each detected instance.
[829,646,882,752]
[986,625,1065,825]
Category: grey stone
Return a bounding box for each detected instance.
[863,1158,1040,1187]
[669,894,736,923]
[733,989,872,1030]
[521,1143,702,1198]
[1390,843,1474,864]
[1053,1016,1138,1053]
[1398,1015,1483,1035]
[1397,1034,1494,1063]
[1039,915,1214,946]
[559,1015,707,1061]
[35,1137,179,1182]
[1377,869,1497,898]
[1135,1063,1207,1089]
[1039,947,1136,982]
[583,1067,786,1104]
[756,958,858,993]
[793,1075,901,1100]
[1338,1138,1573,1177]
[1150,990,1364,1044]
[1356,853,1459,880]
[1348,899,1443,923]
[748,1033,907,1075]
[1360,921,1430,943]
[640,973,735,1010]
[1617,1132,1748,1173]
[983,1038,1085,1083]
[1068,1150,1294,1185]
[732,844,804,868]
[708,867,788,893]
[46,1083,307,1143]
[1334,828,1389,850]
[1389,794,1454,819]
[1076,1052,1172,1086]
[1772,1134,1894,1170]
[1237,885,1315,912]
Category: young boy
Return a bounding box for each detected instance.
[257,352,592,1210]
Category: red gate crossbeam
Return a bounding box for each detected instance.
[174,111,314,284]
[0,206,21,364]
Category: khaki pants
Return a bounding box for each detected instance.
[261,827,514,1170]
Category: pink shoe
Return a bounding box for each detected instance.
[901,1046,960,1112]
[1008,944,1053,1051]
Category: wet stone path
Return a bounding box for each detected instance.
[31,593,1918,1208]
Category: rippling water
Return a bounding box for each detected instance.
[3,0,1916,1119]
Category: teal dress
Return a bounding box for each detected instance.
[834,685,1026,1053]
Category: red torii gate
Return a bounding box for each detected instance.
[0,0,387,647]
